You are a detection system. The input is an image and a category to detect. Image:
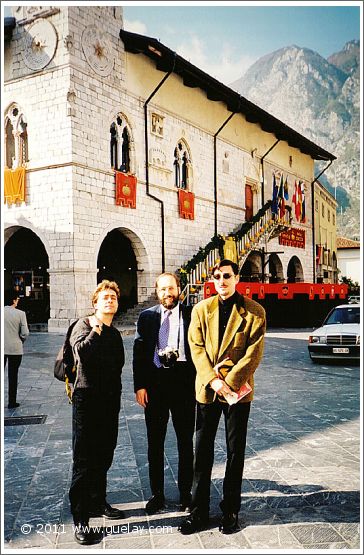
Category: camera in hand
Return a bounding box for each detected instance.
[158,346,179,368]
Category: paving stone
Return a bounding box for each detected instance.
[3,330,360,550]
[331,522,360,543]
[299,541,352,549]
[199,527,251,549]
[243,523,302,548]
[289,523,345,544]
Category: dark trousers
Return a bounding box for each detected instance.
[144,362,196,497]
[192,399,251,516]
[69,388,121,524]
[4,355,22,405]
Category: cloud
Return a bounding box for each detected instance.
[176,34,256,85]
[124,19,148,35]
[122,23,255,85]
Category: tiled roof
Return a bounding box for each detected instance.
[120,29,336,162]
[337,236,360,249]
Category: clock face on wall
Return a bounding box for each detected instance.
[22,18,58,71]
[81,25,115,77]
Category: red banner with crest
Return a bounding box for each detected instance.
[115,172,137,208]
[279,228,305,248]
[178,190,195,219]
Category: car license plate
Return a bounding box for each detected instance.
[333,348,349,354]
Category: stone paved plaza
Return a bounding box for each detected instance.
[2,329,361,551]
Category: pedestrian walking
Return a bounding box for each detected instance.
[4,290,29,409]
[69,280,125,545]
[179,259,266,534]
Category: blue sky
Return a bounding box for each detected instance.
[3,2,361,85]
[123,2,361,84]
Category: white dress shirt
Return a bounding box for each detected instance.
[160,303,186,362]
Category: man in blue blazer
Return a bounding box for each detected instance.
[133,273,196,514]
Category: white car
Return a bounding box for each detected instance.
[308,304,360,363]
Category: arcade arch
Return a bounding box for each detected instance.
[287,256,304,283]
[96,227,150,313]
[4,226,50,323]
[239,251,262,282]
[268,254,284,283]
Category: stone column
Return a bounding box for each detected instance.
[47,267,97,333]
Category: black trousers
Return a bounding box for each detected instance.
[4,355,22,405]
[69,388,121,524]
[144,362,196,497]
[191,399,251,516]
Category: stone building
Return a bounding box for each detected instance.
[336,237,361,284]
[313,181,338,283]
[3,6,336,331]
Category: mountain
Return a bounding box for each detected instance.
[328,39,360,76]
[230,40,360,238]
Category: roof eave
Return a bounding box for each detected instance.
[120,29,336,162]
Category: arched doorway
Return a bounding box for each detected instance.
[240,251,262,282]
[4,227,50,323]
[287,256,304,283]
[97,229,137,313]
[268,254,284,283]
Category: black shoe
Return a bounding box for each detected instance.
[179,510,209,535]
[74,522,103,545]
[145,494,165,514]
[89,503,125,520]
[219,512,239,534]
[8,402,20,409]
[179,492,192,512]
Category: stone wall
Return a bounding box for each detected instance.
[4,5,316,331]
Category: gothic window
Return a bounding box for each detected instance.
[121,127,130,173]
[174,140,192,190]
[5,119,15,169]
[18,116,28,165]
[110,122,118,169]
[110,114,132,173]
[5,104,28,169]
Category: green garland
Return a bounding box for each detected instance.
[178,234,225,289]
[232,200,272,240]
[177,200,281,289]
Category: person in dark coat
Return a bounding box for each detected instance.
[133,273,196,515]
[69,280,125,545]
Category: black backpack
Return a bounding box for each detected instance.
[54,320,79,401]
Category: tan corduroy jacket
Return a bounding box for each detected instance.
[188,293,266,404]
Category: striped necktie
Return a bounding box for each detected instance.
[153,309,172,367]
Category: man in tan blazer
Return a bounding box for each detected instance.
[179,259,266,535]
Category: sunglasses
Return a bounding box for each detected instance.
[213,273,235,280]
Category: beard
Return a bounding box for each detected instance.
[160,294,179,309]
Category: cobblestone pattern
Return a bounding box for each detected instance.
[3,330,360,549]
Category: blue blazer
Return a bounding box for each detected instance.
[133,303,194,392]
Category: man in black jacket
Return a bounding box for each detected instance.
[69,280,125,545]
[133,273,196,514]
